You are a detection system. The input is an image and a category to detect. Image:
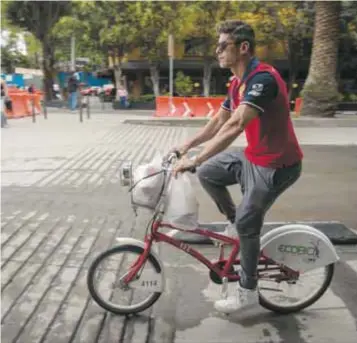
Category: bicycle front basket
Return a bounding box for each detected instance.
[130,168,167,210]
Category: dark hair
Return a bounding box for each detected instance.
[217,20,255,53]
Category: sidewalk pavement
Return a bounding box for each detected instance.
[1,112,357,343]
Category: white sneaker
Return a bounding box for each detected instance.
[212,222,237,245]
[220,222,238,238]
[214,283,259,314]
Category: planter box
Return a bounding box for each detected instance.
[337,102,357,111]
[295,98,357,114]
[129,102,155,110]
[112,101,155,110]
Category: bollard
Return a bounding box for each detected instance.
[79,104,83,122]
[43,99,47,119]
[86,95,90,119]
[32,95,36,123]
[101,94,105,110]
[79,93,83,123]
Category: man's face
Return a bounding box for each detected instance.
[216,33,238,68]
[216,33,251,68]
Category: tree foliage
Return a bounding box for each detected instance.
[175,71,193,96]
[339,0,357,81]
[237,1,315,99]
[1,45,32,74]
[183,1,239,96]
[5,0,72,99]
[6,1,71,41]
[51,1,107,71]
[130,1,192,96]
[94,1,139,96]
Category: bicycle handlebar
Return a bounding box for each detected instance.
[166,150,181,163]
[165,150,196,174]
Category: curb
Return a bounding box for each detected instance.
[123,118,209,127]
[123,115,357,128]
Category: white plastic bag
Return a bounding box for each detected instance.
[163,173,199,230]
[132,154,165,208]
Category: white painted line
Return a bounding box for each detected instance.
[169,103,176,116]
[206,102,214,117]
[182,102,192,117]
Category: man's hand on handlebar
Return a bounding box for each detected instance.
[165,145,189,161]
[172,155,198,178]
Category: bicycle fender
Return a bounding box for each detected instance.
[115,237,165,291]
[260,224,339,272]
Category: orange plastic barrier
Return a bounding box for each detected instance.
[5,94,29,118]
[5,92,42,119]
[155,96,170,117]
[155,96,226,117]
[294,97,302,116]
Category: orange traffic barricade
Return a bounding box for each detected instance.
[294,97,303,116]
[5,91,42,119]
[155,96,225,118]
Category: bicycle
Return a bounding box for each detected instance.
[87,152,339,315]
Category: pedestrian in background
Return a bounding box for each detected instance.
[118,85,128,108]
[67,71,79,111]
[1,78,10,128]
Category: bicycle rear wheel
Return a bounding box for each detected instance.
[258,263,334,314]
[87,245,163,315]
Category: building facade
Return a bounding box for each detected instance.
[98,37,355,100]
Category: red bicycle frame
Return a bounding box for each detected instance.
[123,219,281,284]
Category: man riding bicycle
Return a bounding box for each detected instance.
[171,20,303,314]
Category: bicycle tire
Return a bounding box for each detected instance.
[259,263,334,314]
[87,244,163,315]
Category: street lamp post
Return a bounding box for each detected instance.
[168,34,174,116]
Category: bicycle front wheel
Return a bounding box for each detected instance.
[258,263,334,314]
[87,245,163,315]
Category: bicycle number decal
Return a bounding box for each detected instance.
[141,280,158,287]
[129,270,163,292]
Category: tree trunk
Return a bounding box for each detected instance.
[203,58,212,97]
[287,39,300,101]
[42,40,54,101]
[35,52,40,69]
[113,64,122,100]
[300,1,341,117]
[149,63,160,96]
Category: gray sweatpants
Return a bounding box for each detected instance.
[197,150,302,289]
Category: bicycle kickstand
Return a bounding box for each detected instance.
[221,277,228,299]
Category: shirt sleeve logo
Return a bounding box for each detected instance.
[248,83,263,96]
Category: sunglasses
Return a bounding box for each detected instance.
[216,41,235,53]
